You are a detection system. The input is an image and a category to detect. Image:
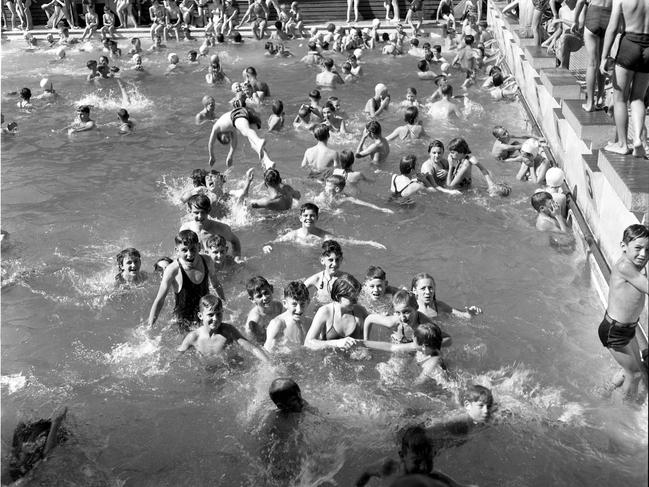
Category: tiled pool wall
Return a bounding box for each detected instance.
[487,0,648,337]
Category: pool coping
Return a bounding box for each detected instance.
[487,0,648,344]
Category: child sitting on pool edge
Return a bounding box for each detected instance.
[177,294,270,365]
[115,247,147,286]
[245,275,284,344]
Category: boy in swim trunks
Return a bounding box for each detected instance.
[598,224,649,399]
[180,194,242,260]
[264,281,311,352]
[238,0,269,40]
[115,247,147,286]
[148,230,223,330]
[356,120,390,164]
[245,275,284,344]
[177,294,270,364]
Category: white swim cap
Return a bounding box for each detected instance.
[375,83,387,96]
[199,43,209,55]
[389,31,397,41]
[210,54,220,63]
[353,48,363,59]
[440,62,450,73]
[521,138,540,156]
[231,82,241,93]
[168,52,179,64]
[545,167,565,187]
[56,46,66,58]
[372,18,381,28]
[40,78,52,90]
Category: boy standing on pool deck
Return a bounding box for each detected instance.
[148,230,223,330]
[245,276,284,344]
[177,294,270,363]
[180,194,242,260]
[598,224,649,399]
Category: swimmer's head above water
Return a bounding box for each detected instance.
[269,378,306,412]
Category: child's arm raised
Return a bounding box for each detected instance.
[363,313,400,339]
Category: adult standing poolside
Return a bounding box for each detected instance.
[573,0,612,111]
[599,0,649,156]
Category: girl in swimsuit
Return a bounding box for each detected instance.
[385,106,425,141]
[410,273,481,319]
[389,154,431,199]
[304,273,367,350]
[446,137,502,195]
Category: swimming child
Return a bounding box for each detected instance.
[445,137,509,196]
[115,247,147,286]
[411,273,481,320]
[205,234,236,272]
[180,168,227,215]
[17,87,32,109]
[360,266,400,314]
[293,104,318,131]
[34,78,56,100]
[244,275,284,344]
[425,384,494,437]
[490,125,526,162]
[316,174,394,214]
[355,425,475,486]
[365,83,391,118]
[386,107,426,141]
[267,99,284,131]
[430,85,463,118]
[316,57,345,87]
[264,281,311,351]
[240,167,301,211]
[129,37,142,55]
[356,120,390,164]
[195,95,217,125]
[179,194,242,258]
[417,60,438,80]
[67,105,96,134]
[206,54,232,84]
[331,150,372,196]
[321,103,346,134]
[598,225,649,399]
[537,167,567,217]
[304,272,367,350]
[514,138,551,184]
[400,87,421,108]
[177,294,270,364]
[117,108,134,134]
[148,230,223,330]
[530,191,569,233]
[301,124,340,174]
[389,154,444,198]
[419,140,463,194]
[154,256,173,275]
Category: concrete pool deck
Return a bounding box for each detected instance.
[487,0,648,341]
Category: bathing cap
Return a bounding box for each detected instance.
[199,43,209,55]
[521,138,539,156]
[440,62,450,73]
[168,53,179,64]
[231,82,241,93]
[40,78,52,90]
[375,83,387,96]
[56,46,66,58]
[545,167,565,187]
[353,48,363,59]
[372,18,381,28]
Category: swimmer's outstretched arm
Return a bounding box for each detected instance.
[335,236,386,249]
[206,259,225,300]
[361,339,418,353]
[363,313,399,340]
[344,195,394,214]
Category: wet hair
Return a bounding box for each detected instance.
[422,42,431,49]
[428,139,444,153]
[264,168,282,187]
[448,137,470,154]
[202,95,215,106]
[365,266,387,282]
[116,247,141,268]
[206,234,227,249]
[341,62,352,72]
[298,105,311,118]
[622,224,649,244]
[233,32,242,43]
[323,57,334,69]
[399,154,417,175]
[264,41,274,51]
[174,229,200,247]
[339,150,354,171]
[309,89,321,100]
[187,194,211,212]
[199,294,223,312]
[326,174,346,190]
[433,44,442,53]
[417,59,428,72]
[274,20,282,29]
[410,272,436,293]
[19,88,31,100]
[271,99,284,115]
[269,378,301,409]
[400,426,432,457]
[326,22,335,32]
[366,120,382,137]
[86,59,97,68]
[98,55,109,65]
[321,239,342,258]
[117,108,129,121]
[407,87,417,96]
[313,124,330,142]
[216,33,225,43]
[190,168,207,187]
[492,73,504,87]
[440,84,453,97]
[300,202,319,216]
[414,322,443,352]
[381,32,390,41]
[323,101,335,113]
[77,105,91,114]
[392,289,418,309]
[464,384,494,408]
[464,34,475,45]
[284,281,310,302]
[410,38,419,47]
[246,275,273,298]
[492,125,507,139]
[245,66,257,76]
[307,41,317,51]
[530,191,552,212]
[154,256,173,272]
[330,272,361,302]
[404,106,419,125]
[188,50,198,60]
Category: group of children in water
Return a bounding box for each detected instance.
[4,7,648,485]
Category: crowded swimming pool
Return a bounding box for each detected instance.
[1,34,647,485]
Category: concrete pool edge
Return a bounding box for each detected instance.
[487,0,648,342]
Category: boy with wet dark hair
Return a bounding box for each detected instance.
[240,167,301,211]
[356,120,390,164]
[245,275,283,344]
[115,247,147,285]
[531,191,568,233]
[264,281,311,351]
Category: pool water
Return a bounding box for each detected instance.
[1,36,647,486]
